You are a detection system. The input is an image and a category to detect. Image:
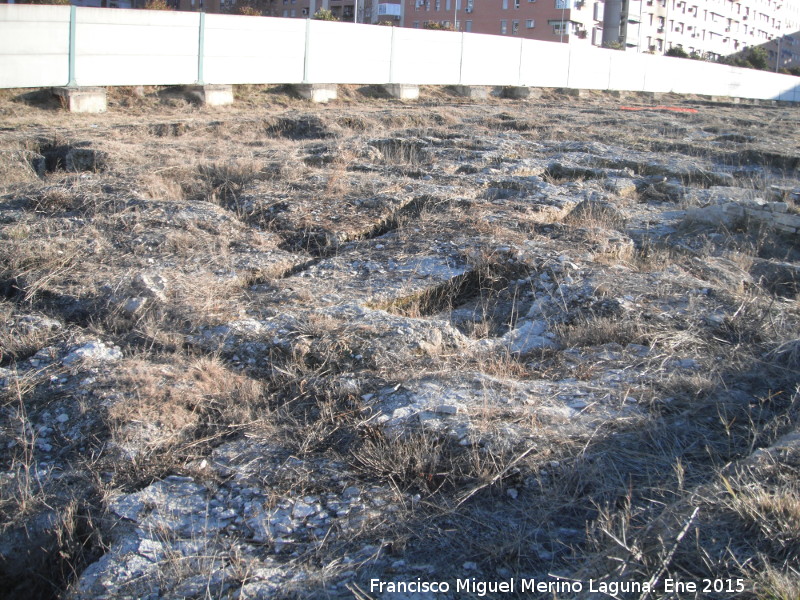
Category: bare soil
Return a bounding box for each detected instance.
[1,84,799,600]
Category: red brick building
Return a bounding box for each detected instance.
[403,0,605,46]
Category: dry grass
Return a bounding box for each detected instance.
[0,87,798,599]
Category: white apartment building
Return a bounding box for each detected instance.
[603,0,800,69]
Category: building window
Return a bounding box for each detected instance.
[555,0,569,8]
[413,20,420,27]
[435,0,440,10]
[501,19,508,33]
[514,0,520,7]
[512,19,519,33]
[503,0,508,9]
[290,8,296,16]
[526,18,535,27]
[465,20,472,31]
[282,9,288,16]
[551,20,570,35]
[446,0,451,9]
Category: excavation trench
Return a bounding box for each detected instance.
[648,141,800,171]
[559,155,739,187]
[371,262,530,326]
[277,195,431,258]
[28,141,107,176]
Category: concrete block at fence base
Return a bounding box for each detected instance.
[51,87,107,113]
[452,85,489,99]
[187,85,234,107]
[638,91,664,101]
[383,84,419,100]
[292,84,338,103]
[501,86,540,99]
[556,88,585,98]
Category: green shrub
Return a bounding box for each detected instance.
[665,46,688,58]
[236,5,262,16]
[313,8,338,21]
[144,0,173,9]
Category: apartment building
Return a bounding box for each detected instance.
[603,0,800,68]
[248,0,402,23]
[403,0,606,45]
[762,1,800,70]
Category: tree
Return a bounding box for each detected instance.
[313,8,338,21]
[236,5,262,16]
[602,41,625,51]
[423,22,455,31]
[745,47,769,71]
[144,0,173,9]
[230,0,277,16]
[665,46,688,59]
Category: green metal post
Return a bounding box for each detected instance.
[302,17,311,84]
[458,32,464,85]
[389,24,396,84]
[67,5,77,87]
[197,12,205,85]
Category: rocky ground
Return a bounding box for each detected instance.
[0,85,799,600]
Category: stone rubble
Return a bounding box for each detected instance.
[1,94,798,600]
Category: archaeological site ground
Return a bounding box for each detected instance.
[0,85,799,599]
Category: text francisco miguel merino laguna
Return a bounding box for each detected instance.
[369,577,658,596]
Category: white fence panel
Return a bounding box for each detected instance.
[391,28,461,85]
[668,58,729,96]
[567,47,613,90]
[642,54,684,93]
[75,7,199,86]
[460,33,521,86]
[607,51,649,92]
[0,5,70,88]
[0,5,798,102]
[306,20,391,84]
[204,15,305,84]
[519,39,569,88]
[732,68,799,101]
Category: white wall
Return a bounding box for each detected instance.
[75,8,199,86]
[0,5,70,88]
[607,51,649,92]
[567,47,613,90]
[460,34,522,86]
[519,39,569,88]
[205,14,305,84]
[390,28,461,85]
[0,5,798,103]
[306,20,391,84]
